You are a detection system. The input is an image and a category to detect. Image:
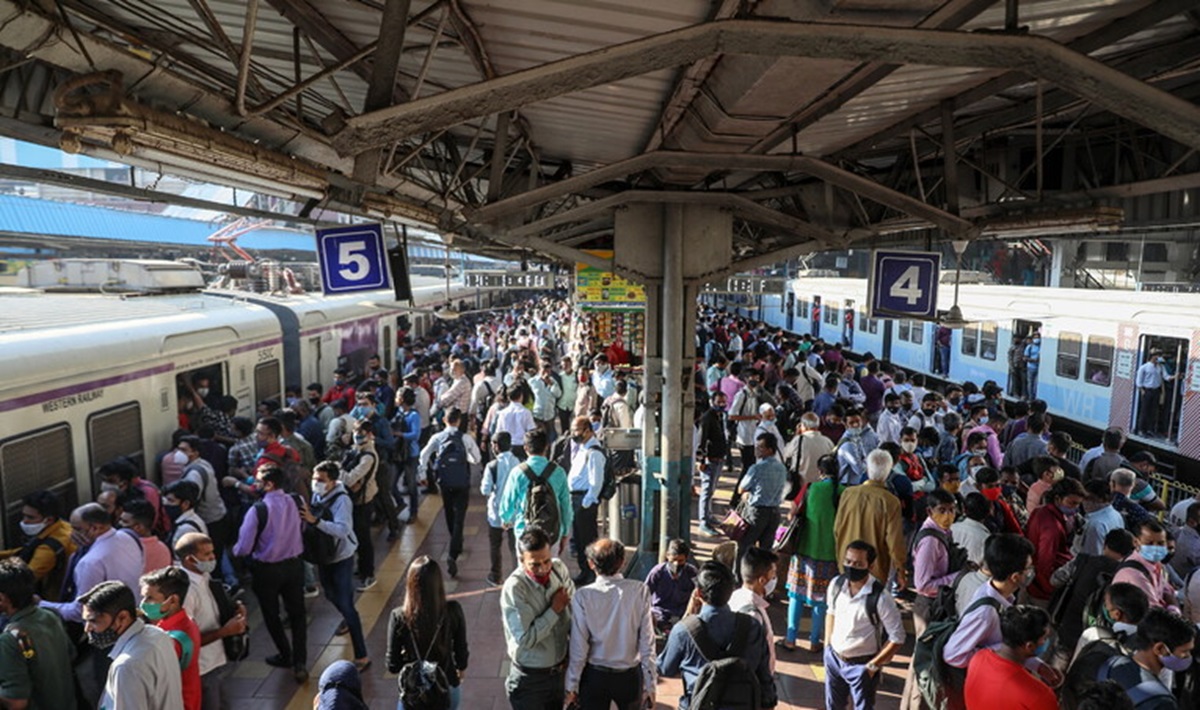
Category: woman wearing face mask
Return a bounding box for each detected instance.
[1026,477,1086,602]
[301,461,371,672]
[782,454,843,653]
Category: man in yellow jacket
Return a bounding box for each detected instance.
[833,449,907,588]
[0,491,76,601]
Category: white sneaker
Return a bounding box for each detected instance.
[398,509,413,523]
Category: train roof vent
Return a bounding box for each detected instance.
[17,259,206,294]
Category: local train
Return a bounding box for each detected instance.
[724,276,1200,471]
[0,260,500,546]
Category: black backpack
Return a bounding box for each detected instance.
[682,613,762,710]
[599,446,634,502]
[907,526,971,581]
[520,462,562,543]
[1081,559,1152,630]
[392,411,411,463]
[208,578,250,662]
[476,381,496,422]
[301,490,346,566]
[397,618,451,710]
[433,429,471,490]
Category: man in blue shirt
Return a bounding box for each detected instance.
[566,416,607,586]
[658,561,776,709]
[734,433,787,583]
[499,429,574,556]
[1023,333,1041,400]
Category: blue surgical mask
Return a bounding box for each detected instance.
[1162,652,1194,673]
[977,416,989,425]
[846,427,862,436]
[1140,544,1169,563]
[1033,637,1050,658]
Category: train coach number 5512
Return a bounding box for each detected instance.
[868,250,941,320]
[316,223,392,295]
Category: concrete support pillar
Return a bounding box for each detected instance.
[1050,239,1078,288]
[614,202,731,573]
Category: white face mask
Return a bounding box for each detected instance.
[900,441,917,454]
[100,482,121,494]
[312,481,328,497]
[763,577,777,597]
[20,520,47,537]
[969,465,984,478]
[197,387,210,398]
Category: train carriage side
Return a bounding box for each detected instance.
[0,292,281,546]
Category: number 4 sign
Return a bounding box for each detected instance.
[316,223,391,295]
[868,250,940,319]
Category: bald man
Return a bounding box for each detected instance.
[567,416,608,585]
[565,539,656,710]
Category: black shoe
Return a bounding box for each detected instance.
[265,654,292,669]
[447,558,458,578]
[292,664,308,683]
[486,573,502,586]
[387,528,401,542]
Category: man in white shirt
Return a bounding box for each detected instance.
[824,540,905,710]
[566,416,607,586]
[493,387,537,459]
[565,538,656,710]
[1135,349,1175,437]
[81,581,183,710]
[950,493,992,568]
[783,413,836,486]
[730,547,779,674]
[175,532,247,710]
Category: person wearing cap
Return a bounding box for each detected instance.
[313,660,368,710]
[1134,349,1176,437]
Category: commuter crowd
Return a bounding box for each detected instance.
[1,295,1198,710]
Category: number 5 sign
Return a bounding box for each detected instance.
[867,250,940,319]
[315,223,391,295]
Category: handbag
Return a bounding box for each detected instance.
[719,497,753,542]
[773,481,810,557]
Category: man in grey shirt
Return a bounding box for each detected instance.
[501,527,575,710]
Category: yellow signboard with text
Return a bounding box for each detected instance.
[574,249,645,310]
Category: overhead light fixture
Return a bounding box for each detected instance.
[978,206,1124,238]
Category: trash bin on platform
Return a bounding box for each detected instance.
[608,474,641,548]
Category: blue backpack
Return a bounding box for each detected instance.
[433,430,471,490]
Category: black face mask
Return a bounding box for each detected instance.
[845,566,870,582]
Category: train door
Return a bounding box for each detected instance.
[882,320,894,362]
[1132,335,1188,442]
[307,336,323,387]
[842,298,855,348]
[383,325,393,370]
[786,292,795,331]
[1008,319,1042,399]
[811,295,821,338]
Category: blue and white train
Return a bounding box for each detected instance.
[737,277,1200,470]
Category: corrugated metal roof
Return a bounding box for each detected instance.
[0,194,315,251]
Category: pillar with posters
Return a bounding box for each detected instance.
[574,249,646,365]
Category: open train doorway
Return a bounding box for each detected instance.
[1008,319,1042,400]
[1132,335,1188,443]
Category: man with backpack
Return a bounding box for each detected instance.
[936,534,1059,704]
[300,461,371,673]
[499,429,574,558]
[824,540,905,710]
[1050,528,1136,666]
[419,408,481,578]
[658,561,776,710]
[902,488,966,710]
[1089,608,1194,710]
[566,416,608,586]
[341,420,380,591]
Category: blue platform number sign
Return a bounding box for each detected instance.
[316,223,391,295]
[868,250,940,319]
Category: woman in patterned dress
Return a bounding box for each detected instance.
[782,453,842,653]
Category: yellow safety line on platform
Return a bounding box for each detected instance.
[284,493,444,710]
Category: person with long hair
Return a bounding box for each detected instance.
[386,556,469,709]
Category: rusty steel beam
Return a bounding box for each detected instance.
[335,19,1200,157]
[469,151,974,236]
[353,0,413,183]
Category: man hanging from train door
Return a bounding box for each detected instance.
[1135,349,1177,438]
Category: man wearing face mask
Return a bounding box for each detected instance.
[730,547,781,674]
[139,567,201,710]
[1079,479,1124,556]
[902,489,962,709]
[566,416,607,586]
[81,580,183,710]
[696,391,730,538]
[1026,478,1086,603]
[176,532,246,710]
[0,558,77,709]
[1024,333,1042,400]
[1093,608,1194,709]
[943,534,1062,690]
[964,606,1059,710]
[163,481,209,551]
[0,491,76,602]
[592,355,616,399]
[40,503,144,625]
[644,539,696,633]
[835,409,880,485]
[1114,519,1181,614]
[321,368,357,412]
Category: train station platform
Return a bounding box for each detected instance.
[224,470,912,710]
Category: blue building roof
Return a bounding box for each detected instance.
[0,193,317,252]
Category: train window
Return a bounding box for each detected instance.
[824,304,840,326]
[898,319,911,342]
[0,425,75,544]
[1056,332,1082,380]
[962,325,978,357]
[799,300,809,318]
[255,360,282,406]
[910,321,924,345]
[980,322,998,360]
[1085,336,1115,387]
[87,403,144,477]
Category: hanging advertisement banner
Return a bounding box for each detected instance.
[575,250,646,310]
